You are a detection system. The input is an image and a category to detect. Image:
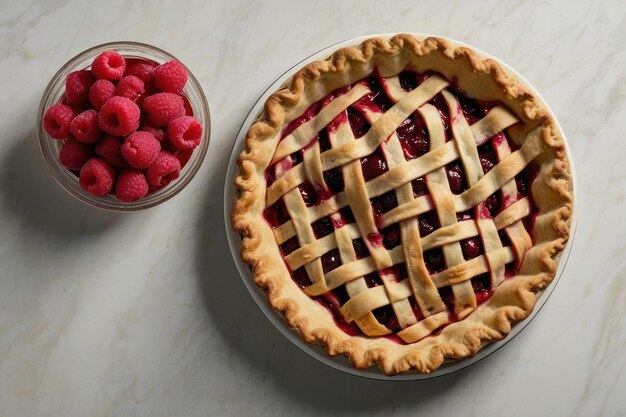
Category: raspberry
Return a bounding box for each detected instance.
[146,151,181,187]
[89,79,116,110]
[91,51,126,80]
[124,59,156,83]
[167,116,202,150]
[59,137,93,170]
[143,92,185,126]
[65,70,95,107]
[121,131,161,169]
[95,135,127,167]
[175,148,194,168]
[115,168,149,202]
[43,104,74,139]
[99,96,140,136]
[69,109,102,143]
[139,122,167,142]
[61,99,84,117]
[79,157,115,196]
[116,75,144,101]
[153,60,187,94]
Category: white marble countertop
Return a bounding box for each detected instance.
[1,1,624,416]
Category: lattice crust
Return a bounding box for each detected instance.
[232,34,572,375]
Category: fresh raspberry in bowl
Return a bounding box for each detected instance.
[116,168,149,202]
[168,115,203,150]
[37,41,210,210]
[95,135,127,168]
[121,131,161,169]
[153,60,188,94]
[89,79,116,111]
[43,104,74,139]
[65,70,95,107]
[143,92,185,126]
[59,137,93,170]
[99,96,140,136]
[70,109,102,143]
[116,75,145,101]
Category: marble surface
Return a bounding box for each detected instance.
[0,0,624,416]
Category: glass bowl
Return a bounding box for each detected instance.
[37,41,210,211]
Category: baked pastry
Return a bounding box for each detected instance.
[232,34,572,375]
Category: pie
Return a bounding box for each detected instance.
[232,34,572,375]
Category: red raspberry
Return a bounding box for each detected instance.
[95,135,127,167]
[167,116,202,150]
[43,104,74,139]
[99,96,140,136]
[89,79,116,110]
[91,51,126,80]
[175,149,194,168]
[135,84,157,109]
[146,151,181,187]
[124,59,156,83]
[116,168,149,202]
[143,92,185,126]
[65,70,95,107]
[69,109,102,143]
[116,75,144,101]
[139,122,167,142]
[59,137,93,170]
[153,60,187,94]
[79,157,115,196]
[121,131,161,169]
[60,98,84,117]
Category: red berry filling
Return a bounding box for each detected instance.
[263,198,290,227]
[446,161,468,194]
[464,239,483,263]
[347,107,371,137]
[321,249,341,274]
[42,51,200,202]
[412,177,428,197]
[397,113,429,159]
[311,217,334,238]
[263,70,541,342]
[298,181,320,207]
[360,147,388,181]
[372,191,398,215]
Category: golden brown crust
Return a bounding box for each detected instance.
[231,34,572,375]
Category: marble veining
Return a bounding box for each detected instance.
[0,0,625,416]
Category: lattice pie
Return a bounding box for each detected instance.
[232,35,572,375]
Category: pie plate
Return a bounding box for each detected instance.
[223,34,578,380]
